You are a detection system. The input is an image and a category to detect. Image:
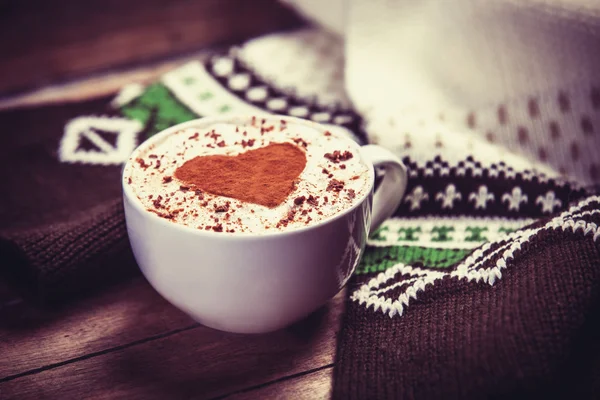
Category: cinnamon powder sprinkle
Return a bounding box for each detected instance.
[128,177,132,184]
[136,158,150,169]
[324,131,331,136]
[322,168,329,174]
[214,202,231,213]
[241,139,255,148]
[277,209,297,228]
[148,209,174,219]
[189,132,200,140]
[347,189,356,199]
[307,195,319,206]
[152,195,164,209]
[293,138,308,148]
[175,143,306,208]
[148,154,158,159]
[340,164,346,169]
[351,175,360,180]
[155,159,161,169]
[294,196,306,205]
[327,179,345,192]
[324,150,353,163]
[179,186,190,191]
[216,140,226,147]
[213,224,223,232]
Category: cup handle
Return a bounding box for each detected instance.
[359,144,408,232]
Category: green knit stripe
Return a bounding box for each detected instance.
[356,246,471,275]
[119,83,198,138]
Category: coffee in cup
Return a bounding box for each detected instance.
[124,117,371,233]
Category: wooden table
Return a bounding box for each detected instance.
[0,56,344,400]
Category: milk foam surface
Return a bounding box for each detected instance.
[124,118,371,233]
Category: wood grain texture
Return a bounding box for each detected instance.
[0,0,300,94]
[0,286,345,399]
[0,277,195,379]
[225,366,334,400]
[0,52,208,111]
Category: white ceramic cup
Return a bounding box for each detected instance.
[122,115,407,333]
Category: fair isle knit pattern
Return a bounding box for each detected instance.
[353,196,600,318]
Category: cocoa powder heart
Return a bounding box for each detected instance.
[174,143,307,208]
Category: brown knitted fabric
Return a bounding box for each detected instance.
[0,98,138,301]
[333,198,600,399]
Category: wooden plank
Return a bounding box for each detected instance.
[0,52,207,111]
[0,291,345,400]
[225,366,334,400]
[0,277,195,379]
[0,0,300,94]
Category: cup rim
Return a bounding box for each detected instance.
[122,114,375,240]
